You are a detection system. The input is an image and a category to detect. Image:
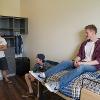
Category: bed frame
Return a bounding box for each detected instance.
[30,71,100,100]
[80,78,100,100]
[56,92,72,100]
[81,88,100,100]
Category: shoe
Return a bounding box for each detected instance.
[38,72,45,79]
[21,93,34,98]
[29,71,45,83]
[6,80,12,84]
[28,93,34,97]
[3,78,12,84]
[21,94,29,98]
[45,82,59,93]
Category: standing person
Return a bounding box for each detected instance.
[0,36,12,83]
[37,24,100,92]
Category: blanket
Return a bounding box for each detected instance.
[46,70,100,100]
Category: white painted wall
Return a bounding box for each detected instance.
[21,0,100,66]
[0,0,20,16]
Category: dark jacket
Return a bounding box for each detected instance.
[32,61,52,72]
[77,38,100,70]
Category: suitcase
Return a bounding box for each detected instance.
[15,57,30,76]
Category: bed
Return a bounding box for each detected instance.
[29,68,100,100]
[45,70,100,100]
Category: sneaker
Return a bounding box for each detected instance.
[29,71,45,83]
[45,82,59,93]
[21,93,34,98]
[38,72,46,79]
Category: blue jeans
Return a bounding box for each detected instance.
[45,60,97,90]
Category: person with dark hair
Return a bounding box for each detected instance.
[35,24,100,92]
[32,54,46,72]
[85,24,97,33]
[23,54,51,97]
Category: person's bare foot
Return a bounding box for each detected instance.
[5,80,12,84]
[29,88,33,94]
[4,78,12,84]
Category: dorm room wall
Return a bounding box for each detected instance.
[21,0,100,66]
[0,0,20,16]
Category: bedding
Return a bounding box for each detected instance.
[46,70,100,100]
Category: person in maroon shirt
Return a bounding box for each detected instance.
[37,24,100,92]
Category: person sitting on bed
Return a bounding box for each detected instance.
[37,24,100,92]
[24,54,51,97]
